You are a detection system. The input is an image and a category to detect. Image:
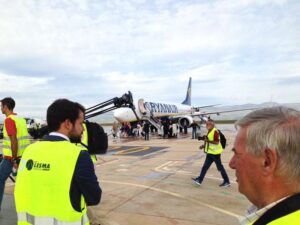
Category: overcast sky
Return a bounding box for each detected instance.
[0,0,299,120]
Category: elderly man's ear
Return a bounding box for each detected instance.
[261,148,278,176]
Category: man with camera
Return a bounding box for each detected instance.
[15,99,101,225]
[192,119,230,187]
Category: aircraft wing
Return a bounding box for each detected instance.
[192,107,260,117]
[193,104,221,110]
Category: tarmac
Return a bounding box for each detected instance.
[0,126,250,225]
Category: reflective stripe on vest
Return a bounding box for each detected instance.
[3,115,30,157]
[18,212,89,225]
[15,141,89,225]
[205,128,223,155]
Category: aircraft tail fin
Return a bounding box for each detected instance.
[181,77,192,106]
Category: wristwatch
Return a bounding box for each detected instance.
[11,158,18,163]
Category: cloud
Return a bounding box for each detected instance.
[0,72,53,93]
[1,0,296,73]
[277,76,300,85]
[0,0,299,119]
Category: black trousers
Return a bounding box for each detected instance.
[144,132,149,140]
[198,153,230,183]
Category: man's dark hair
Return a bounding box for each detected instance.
[47,99,85,132]
[207,118,214,123]
[0,97,15,111]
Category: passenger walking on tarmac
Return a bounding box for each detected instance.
[183,120,188,134]
[163,120,169,138]
[168,121,173,137]
[111,121,118,138]
[230,107,300,224]
[192,119,230,187]
[136,122,142,136]
[0,97,30,210]
[191,122,199,139]
[15,99,101,225]
[143,121,150,140]
[172,122,178,137]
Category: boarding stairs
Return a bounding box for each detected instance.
[138,98,163,135]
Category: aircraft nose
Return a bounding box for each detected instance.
[113,108,129,123]
[113,108,137,123]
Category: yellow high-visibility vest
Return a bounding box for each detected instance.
[205,127,223,155]
[3,115,30,157]
[267,210,300,224]
[81,123,97,163]
[249,210,300,224]
[15,141,89,225]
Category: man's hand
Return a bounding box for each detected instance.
[11,158,19,169]
[199,145,204,149]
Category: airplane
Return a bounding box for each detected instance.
[113,77,258,133]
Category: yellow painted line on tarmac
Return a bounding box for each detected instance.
[108,146,122,150]
[102,179,242,219]
[115,146,149,155]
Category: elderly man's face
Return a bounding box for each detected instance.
[229,127,264,207]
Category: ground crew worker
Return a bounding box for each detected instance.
[192,119,230,187]
[230,107,300,224]
[0,97,30,210]
[15,99,101,225]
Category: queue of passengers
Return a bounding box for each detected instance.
[112,120,179,139]
[118,122,155,138]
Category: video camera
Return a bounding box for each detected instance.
[198,135,207,141]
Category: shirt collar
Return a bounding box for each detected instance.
[49,132,70,141]
[7,113,17,117]
[239,196,289,225]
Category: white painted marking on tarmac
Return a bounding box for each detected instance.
[95,158,120,167]
[154,160,192,174]
[205,175,237,184]
[116,169,129,172]
[154,161,237,184]
[102,179,242,219]
[154,161,174,173]
[177,170,192,174]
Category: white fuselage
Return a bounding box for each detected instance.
[113,100,192,123]
[25,118,47,130]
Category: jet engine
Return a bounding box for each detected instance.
[178,116,194,127]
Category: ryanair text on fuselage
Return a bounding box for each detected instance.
[144,102,178,114]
